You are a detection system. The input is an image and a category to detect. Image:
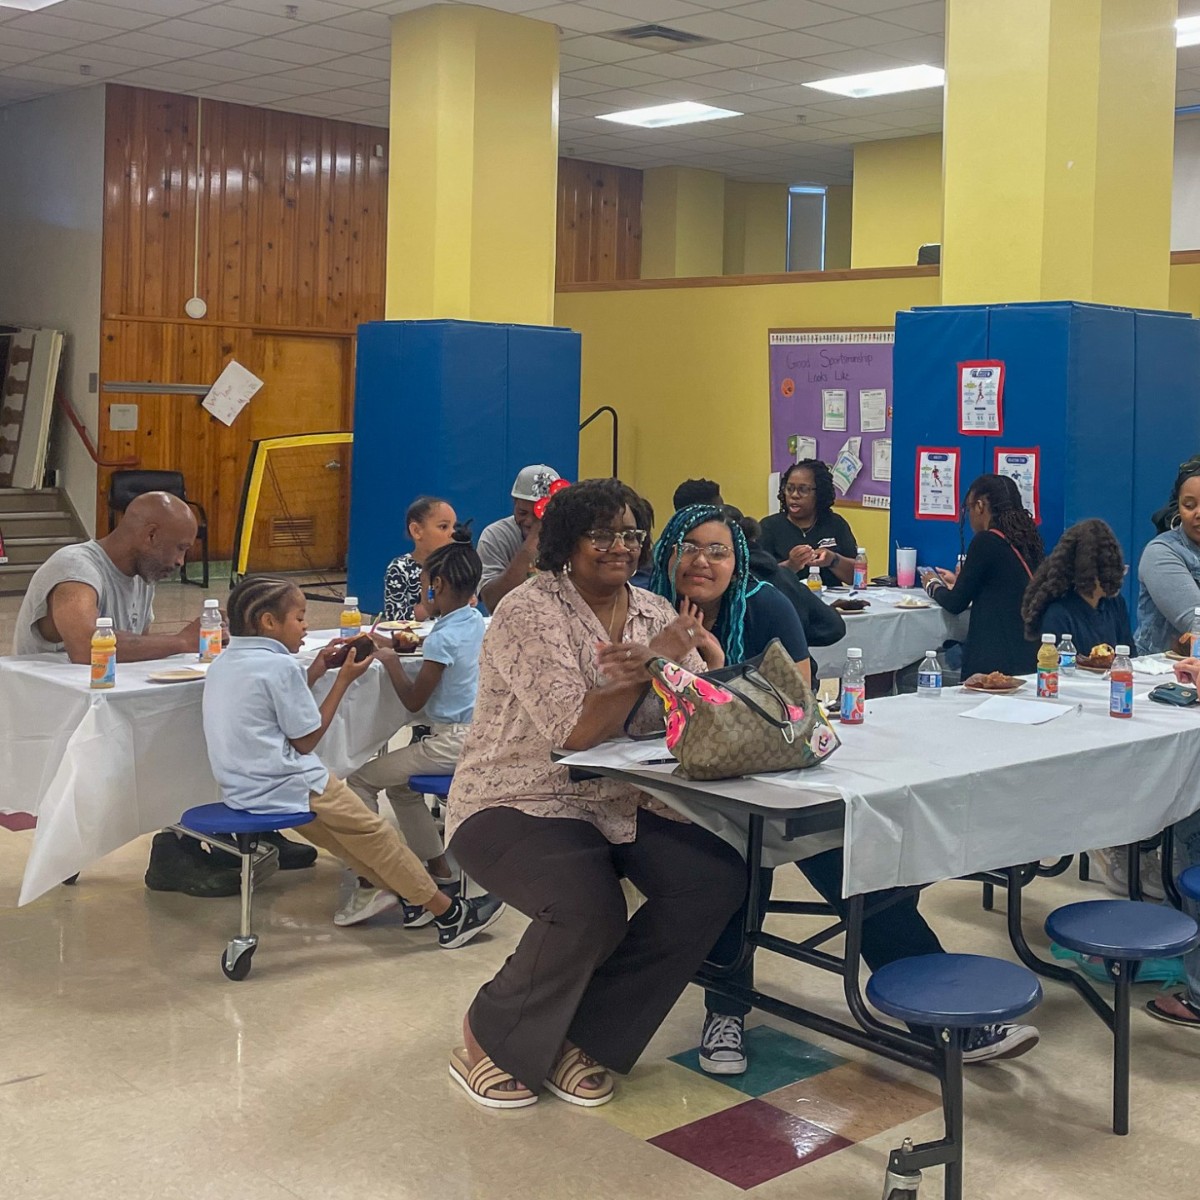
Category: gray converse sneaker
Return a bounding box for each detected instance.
[699,1013,747,1075]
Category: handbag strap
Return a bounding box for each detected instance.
[987,528,1034,580]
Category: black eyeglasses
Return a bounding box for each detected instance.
[784,484,816,497]
[584,528,647,551]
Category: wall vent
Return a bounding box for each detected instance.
[602,24,717,51]
[270,516,315,547]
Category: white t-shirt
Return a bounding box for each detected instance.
[477,516,525,589]
[13,541,155,655]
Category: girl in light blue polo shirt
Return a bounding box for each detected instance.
[345,527,487,926]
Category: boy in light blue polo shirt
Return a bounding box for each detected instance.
[346,529,486,926]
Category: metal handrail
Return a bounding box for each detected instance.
[579,405,618,478]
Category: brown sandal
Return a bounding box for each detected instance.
[449,1047,538,1109]
[545,1045,615,1107]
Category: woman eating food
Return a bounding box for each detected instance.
[444,479,745,1110]
[921,474,1045,677]
[758,459,858,588]
[1136,461,1200,655]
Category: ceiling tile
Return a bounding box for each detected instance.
[229,37,334,64]
[568,63,660,87]
[319,9,393,37]
[321,53,390,78]
[4,62,93,86]
[748,59,841,84]
[617,51,725,78]
[262,95,361,116]
[341,106,389,125]
[807,15,923,47]
[666,10,785,40]
[276,24,380,53]
[4,13,121,40]
[687,66,799,93]
[56,41,174,66]
[557,33,657,62]
[676,42,784,68]
[226,0,356,19]
[156,58,259,82]
[885,34,944,65]
[109,66,203,89]
[808,115,904,134]
[185,5,300,36]
[817,0,919,13]
[736,31,851,58]
[559,75,610,96]
[188,48,307,72]
[267,63,380,88]
[800,48,904,72]
[319,85,388,106]
[579,0,705,18]
[725,0,849,29]
[632,79,737,101]
[2,28,83,51]
[878,1,944,34]
[144,17,258,48]
[94,0,209,14]
[104,30,214,56]
[44,1,165,30]
[525,4,633,35]
[202,80,307,103]
[20,53,129,78]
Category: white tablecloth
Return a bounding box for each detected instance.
[812,587,969,677]
[0,635,424,905]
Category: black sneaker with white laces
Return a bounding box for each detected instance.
[403,878,461,928]
[699,1013,747,1075]
[962,1022,1040,1063]
[434,893,506,949]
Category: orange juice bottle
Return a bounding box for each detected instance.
[90,617,117,690]
[340,596,362,638]
[1036,633,1059,698]
[1109,645,1133,719]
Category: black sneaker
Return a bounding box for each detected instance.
[403,878,461,928]
[144,832,241,898]
[207,830,317,872]
[699,1013,747,1075]
[435,894,506,949]
[963,1022,1040,1064]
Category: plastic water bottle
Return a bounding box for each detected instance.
[90,617,116,690]
[1059,633,1077,675]
[1037,633,1059,698]
[806,565,822,593]
[852,546,868,590]
[1191,606,1200,652]
[199,599,223,662]
[917,650,942,698]
[840,648,865,724]
[340,596,362,638]
[1109,645,1133,719]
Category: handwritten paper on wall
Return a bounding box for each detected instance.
[202,361,264,427]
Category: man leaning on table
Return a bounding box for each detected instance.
[477,464,560,613]
[11,491,315,896]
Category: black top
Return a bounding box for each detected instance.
[758,510,857,588]
[1040,592,1133,653]
[739,581,810,664]
[747,548,847,648]
[930,529,1037,677]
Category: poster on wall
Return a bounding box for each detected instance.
[994,447,1040,523]
[958,360,1005,435]
[769,329,894,508]
[916,446,961,520]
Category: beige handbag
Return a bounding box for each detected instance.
[642,638,840,781]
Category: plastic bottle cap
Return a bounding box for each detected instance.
[203,598,219,608]
[925,651,938,658]
[1116,645,1130,655]
[847,648,862,657]
[1041,633,1056,643]
[96,617,114,628]
[856,547,866,554]
[344,597,358,606]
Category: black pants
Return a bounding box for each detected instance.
[706,846,944,1018]
[450,806,746,1091]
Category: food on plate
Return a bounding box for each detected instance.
[392,629,422,654]
[963,671,1023,691]
[894,596,930,609]
[830,598,870,612]
[378,619,421,633]
[1078,643,1115,670]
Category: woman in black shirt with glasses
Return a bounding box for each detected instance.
[759,460,858,588]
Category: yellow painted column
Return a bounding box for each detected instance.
[641,167,726,278]
[823,185,853,270]
[942,0,1177,308]
[386,5,559,325]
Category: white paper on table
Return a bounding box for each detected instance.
[872,438,892,482]
[821,389,847,431]
[859,388,887,432]
[1133,657,1176,677]
[787,435,817,462]
[960,697,1082,725]
[831,448,862,494]
[201,360,264,427]
[558,739,673,769]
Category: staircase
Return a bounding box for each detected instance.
[0,489,86,596]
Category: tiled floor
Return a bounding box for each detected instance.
[3,584,1200,1198]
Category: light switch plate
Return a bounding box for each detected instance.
[109,404,139,432]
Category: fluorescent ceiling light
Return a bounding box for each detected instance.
[0,1,65,10]
[805,64,945,99]
[598,101,741,128]
[1179,16,1200,47]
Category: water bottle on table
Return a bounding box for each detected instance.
[1110,645,1133,719]
[1037,633,1059,698]
[199,598,223,662]
[917,650,942,698]
[340,596,362,638]
[1190,606,1200,654]
[806,565,822,593]
[841,648,865,724]
[852,547,868,590]
[1059,633,1077,675]
[90,617,116,690]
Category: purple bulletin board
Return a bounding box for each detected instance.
[768,328,894,509]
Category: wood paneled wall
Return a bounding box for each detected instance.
[556,157,643,285]
[99,86,388,559]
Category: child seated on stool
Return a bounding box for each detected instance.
[202,576,504,950]
[346,526,485,924]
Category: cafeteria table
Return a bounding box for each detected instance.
[0,631,426,905]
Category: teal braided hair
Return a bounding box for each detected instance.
[649,503,757,663]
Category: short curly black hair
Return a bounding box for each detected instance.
[778,459,836,517]
[536,478,640,573]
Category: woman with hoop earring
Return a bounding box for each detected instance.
[1136,461,1200,655]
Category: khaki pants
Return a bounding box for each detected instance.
[300,774,437,905]
[347,725,465,866]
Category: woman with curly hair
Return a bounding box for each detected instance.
[920,474,1045,677]
[445,478,745,1111]
[1021,518,1133,648]
[758,459,858,587]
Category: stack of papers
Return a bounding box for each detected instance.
[960,697,1081,725]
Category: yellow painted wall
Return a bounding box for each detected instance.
[641,167,726,278]
[557,271,941,576]
[723,180,788,274]
[851,134,943,269]
[1168,260,1200,314]
[824,185,853,270]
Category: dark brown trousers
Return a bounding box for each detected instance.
[449,806,746,1092]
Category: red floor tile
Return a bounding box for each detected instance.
[648,1098,853,1190]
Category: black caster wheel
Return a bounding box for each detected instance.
[221,946,254,981]
[63,874,80,886]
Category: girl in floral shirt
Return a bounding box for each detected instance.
[382,496,457,621]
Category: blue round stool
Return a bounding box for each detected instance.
[867,954,1041,1200]
[181,803,315,981]
[1045,899,1200,1135]
[1178,865,1200,902]
[408,774,453,800]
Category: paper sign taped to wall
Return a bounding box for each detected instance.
[202,360,264,427]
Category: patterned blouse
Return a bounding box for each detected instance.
[445,572,702,846]
[382,554,422,621]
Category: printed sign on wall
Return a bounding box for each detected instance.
[994,447,1040,523]
[958,360,1005,435]
[916,446,961,520]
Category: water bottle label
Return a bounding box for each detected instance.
[200,628,223,661]
[853,566,867,589]
[1110,680,1133,717]
[840,685,865,724]
[1037,667,1058,697]
[1060,651,1076,671]
[341,621,361,637]
[90,649,115,688]
[918,670,942,692]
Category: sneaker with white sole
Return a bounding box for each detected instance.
[699,1013,747,1075]
[334,884,399,927]
[1088,847,1166,901]
[403,879,461,928]
[435,894,506,949]
[962,1022,1040,1063]
[1138,850,1167,902]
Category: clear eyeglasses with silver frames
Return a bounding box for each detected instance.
[678,541,733,562]
[584,528,648,551]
